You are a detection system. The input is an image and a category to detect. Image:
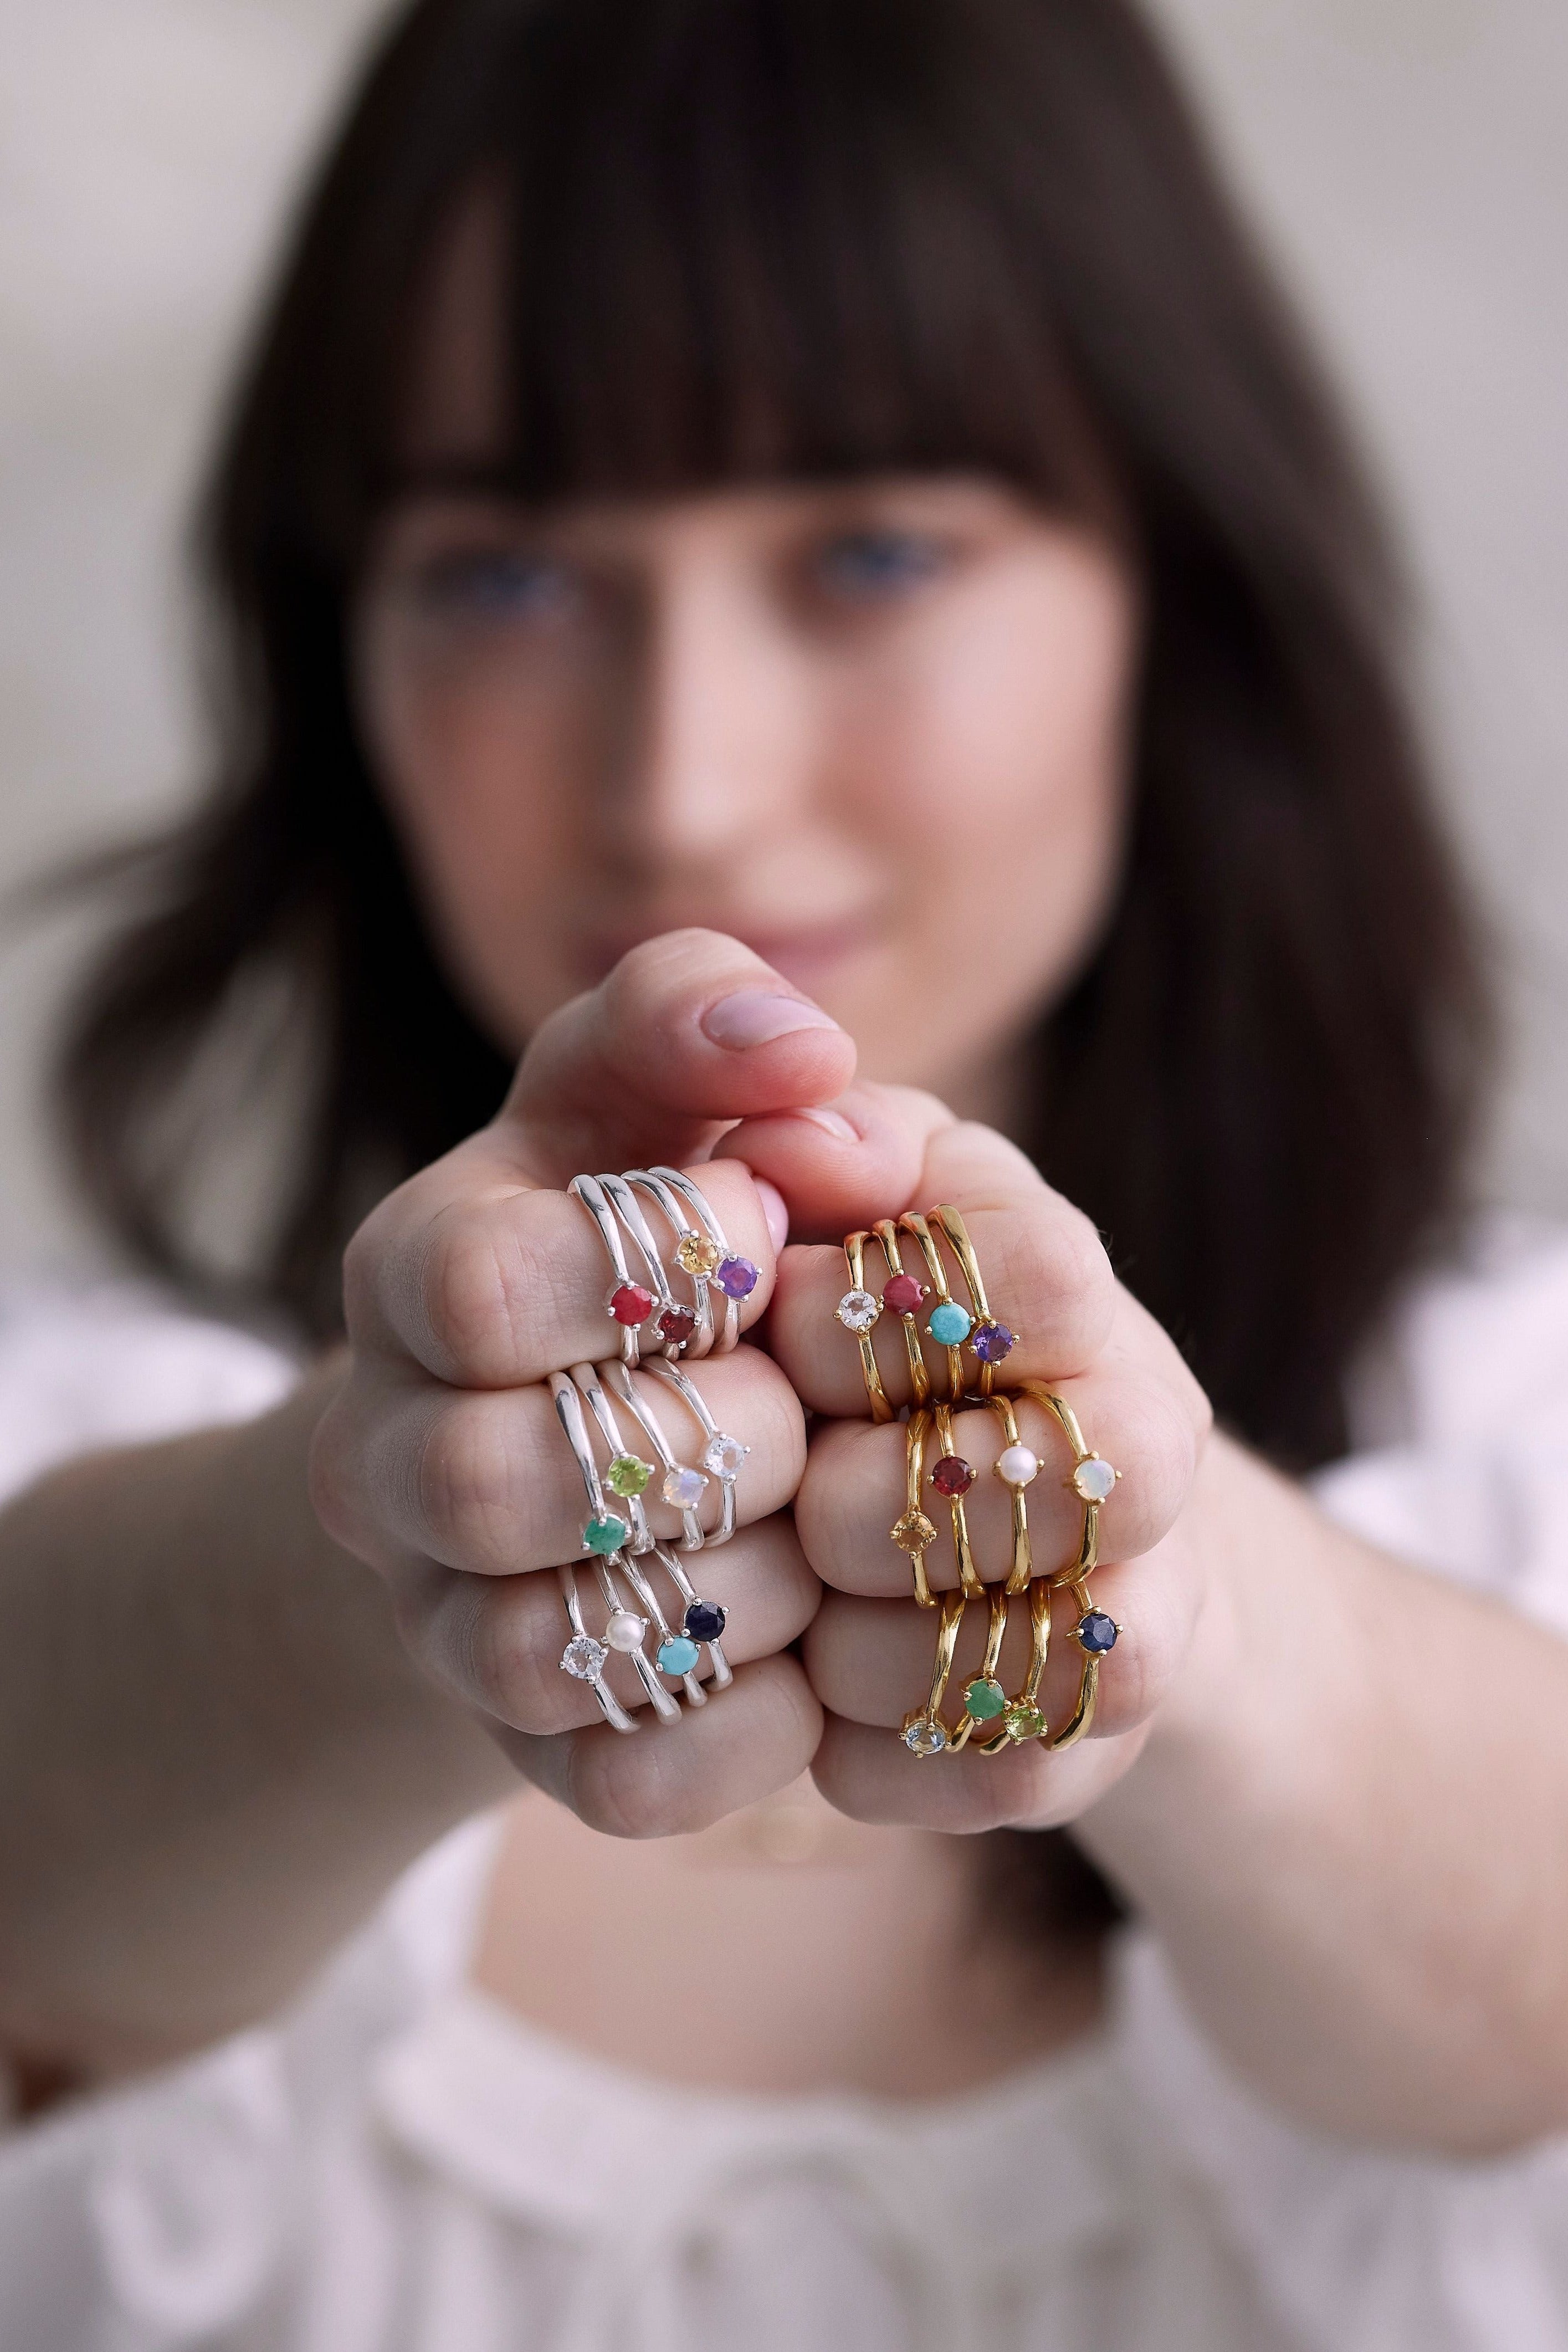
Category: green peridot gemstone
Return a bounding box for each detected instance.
[928,1301,973,1347]
[606,1453,653,1499]
[1004,1701,1048,1742]
[583,1514,628,1555]
[964,1675,1007,1721]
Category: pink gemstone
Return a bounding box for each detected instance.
[658,1305,697,1346]
[931,1456,975,1499]
[609,1283,654,1326]
[883,1274,923,1316]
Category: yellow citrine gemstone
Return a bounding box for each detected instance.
[891,1510,938,1555]
[675,1232,721,1278]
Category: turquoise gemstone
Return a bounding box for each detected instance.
[583,1514,628,1555]
[928,1301,972,1346]
[657,1635,701,1676]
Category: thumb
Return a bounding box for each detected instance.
[500,928,858,1183]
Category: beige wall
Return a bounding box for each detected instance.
[2,0,1564,1272]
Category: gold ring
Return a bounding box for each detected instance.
[900,1588,966,1758]
[1013,1383,1120,1582]
[834,1231,895,1423]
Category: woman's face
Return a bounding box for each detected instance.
[355,207,1140,1106]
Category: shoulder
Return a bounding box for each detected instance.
[0,1279,302,1506]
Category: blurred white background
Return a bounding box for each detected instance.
[2,0,1565,1274]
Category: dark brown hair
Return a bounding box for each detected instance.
[60,0,1484,1844]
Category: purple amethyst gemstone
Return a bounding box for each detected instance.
[715,1254,760,1301]
[970,1318,1014,1365]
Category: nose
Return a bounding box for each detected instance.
[604,548,814,867]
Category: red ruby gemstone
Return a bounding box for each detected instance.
[609,1283,654,1326]
[883,1274,924,1316]
[931,1455,975,1499]
[657,1305,698,1346]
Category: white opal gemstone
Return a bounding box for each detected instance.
[836,1289,881,1333]
[704,1433,749,1479]
[605,1610,648,1654]
[663,1465,709,1511]
[996,1444,1041,1488]
[560,1634,608,1681]
[1073,1455,1118,1504]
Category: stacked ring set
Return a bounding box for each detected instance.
[836,1206,1123,1761]
[558,1168,755,1734]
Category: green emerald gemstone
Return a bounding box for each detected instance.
[583,1514,628,1555]
[964,1675,1007,1721]
[606,1453,653,1499]
[1004,1701,1048,1742]
[928,1301,973,1347]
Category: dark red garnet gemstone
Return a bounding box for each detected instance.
[609,1283,655,1326]
[657,1305,698,1346]
[883,1273,924,1316]
[931,1455,975,1499]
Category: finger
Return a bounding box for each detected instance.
[795,1362,1198,1597]
[498,1653,826,1840]
[769,1121,1124,1413]
[712,1082,956,1244]
[346,1149,782,1387]
[506,929,858,1177]
[802,1535,1197,1745]
[316,1347,803,1576]
[392,1512,821,1736]
[809,1707,1135,1833]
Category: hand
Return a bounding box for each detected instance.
[751,1106,1213,1831]
[309,931,924,1835]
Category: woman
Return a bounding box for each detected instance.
[3,0,1567,2343]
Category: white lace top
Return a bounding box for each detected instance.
[3,1236,1568,2352]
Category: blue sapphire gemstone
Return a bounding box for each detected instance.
[1076,1610,1119,1655]
[684,1600,727,1644]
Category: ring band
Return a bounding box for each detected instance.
[647,1167,759,1353]
[603,1361,709,1550]
[570,1173,666,1366]
[1013,1384,1120,1582]
[623,1170,716,1357]
[834,1230,896,1423]
[569,1363,718,1704]
[550,1372,681,1725]
[900,1588,966,1758]
[557,1562,638,1734]
[642,1356,747,1546]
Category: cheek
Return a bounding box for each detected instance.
[868,546,1137,993]
[351,625,591,1042]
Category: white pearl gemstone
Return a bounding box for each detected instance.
[996,1444,1041,1489]
[836,1289,881,1334]
[1073,1455,1118,1504]
[704,1433,749,1479]
[605,1609,648,1654]
[663,1465,709,1511]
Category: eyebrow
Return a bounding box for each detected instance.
[372,457,529,503]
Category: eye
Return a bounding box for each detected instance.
[410,548,582,623]
[811,526,949,602]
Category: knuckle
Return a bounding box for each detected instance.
[570,1742,697,1841]
[419,1205,532,1383]
[1002,1204,1114,1360]
[416,1394,522,1568]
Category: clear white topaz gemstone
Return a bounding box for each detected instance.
[1073,1455,1118,1503]
[836,1289,881,1334]
[704,1433,749,1479]
[561,1633,608,1680]
[605,1610,648,1654]
[996,1444,1041,1489]
[663,1465,709,1510]
[902,1717,947,1757]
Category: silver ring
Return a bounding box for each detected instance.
[556,1562,637,1735]
[604,1359,709,1550]
[624,1170,718,1358]
[642,1357,748,1547]
[569,1173,663,1366]
[549,1372,680,1724]
[648,1168,761,1354]
[569,1363,708,1706]
[597,1174,691,1359]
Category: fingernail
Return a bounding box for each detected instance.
[788,1105,859,1142]
[755,1178,790,1254]
[701,990,842,1049]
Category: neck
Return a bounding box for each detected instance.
[473,1781,1104,2102]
